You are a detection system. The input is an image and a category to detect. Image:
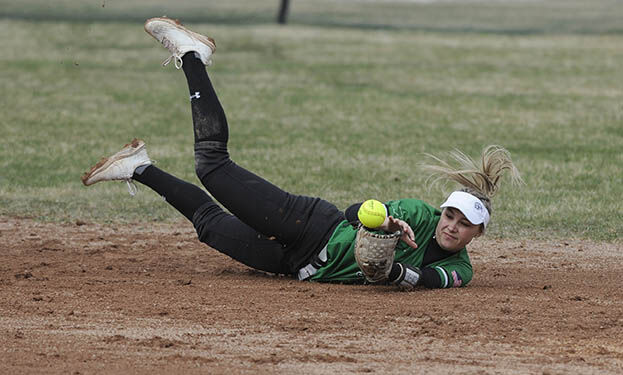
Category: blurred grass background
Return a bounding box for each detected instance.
[1,0,621,241]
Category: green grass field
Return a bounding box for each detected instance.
[1,0,622,241]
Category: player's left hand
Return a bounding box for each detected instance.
[381,216,418,249]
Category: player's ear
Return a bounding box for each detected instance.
[474,224,485,238]
[479,225,485,236]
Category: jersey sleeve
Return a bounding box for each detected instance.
[420,267,442,288]
[425,251,473,288]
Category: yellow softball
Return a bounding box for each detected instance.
[357,199,388,228]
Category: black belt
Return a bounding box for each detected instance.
[297,246,328,280]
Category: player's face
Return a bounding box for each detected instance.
[435,207,482,252]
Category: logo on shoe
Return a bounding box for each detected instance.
[190,91,201,100]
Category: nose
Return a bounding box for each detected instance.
[447,219,459,232]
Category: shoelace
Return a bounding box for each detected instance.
[125,180,138,196]
[122,159,156,196]
[161,37,183,69]
[162,54,183,69]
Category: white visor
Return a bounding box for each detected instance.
[440,191,490,228]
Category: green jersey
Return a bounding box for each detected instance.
[310,199,473,288]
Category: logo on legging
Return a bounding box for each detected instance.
[190,91,201,100]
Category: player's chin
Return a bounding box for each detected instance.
[438,236,462,253]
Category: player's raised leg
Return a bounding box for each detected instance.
[144,17,225,144]
[143,17,342,253]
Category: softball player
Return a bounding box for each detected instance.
[82,17,522,289]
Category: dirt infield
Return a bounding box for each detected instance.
[1,216,621,374]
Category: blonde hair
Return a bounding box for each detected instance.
[422,145,523,216]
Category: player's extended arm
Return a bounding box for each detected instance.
[345,202,417,249]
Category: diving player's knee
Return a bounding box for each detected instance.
[193,140,229,180]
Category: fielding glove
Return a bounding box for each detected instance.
[354,226,401,283]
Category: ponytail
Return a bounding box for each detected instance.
[422,145,523,216]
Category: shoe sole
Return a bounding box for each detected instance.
[81,138,145,186]
[144,17,216,52]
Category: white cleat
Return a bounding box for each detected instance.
[81,139,152,195]
[144,17,216,69]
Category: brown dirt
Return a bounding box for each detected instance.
[1,216,622,374]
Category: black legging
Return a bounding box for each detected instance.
[134,53,344,275]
